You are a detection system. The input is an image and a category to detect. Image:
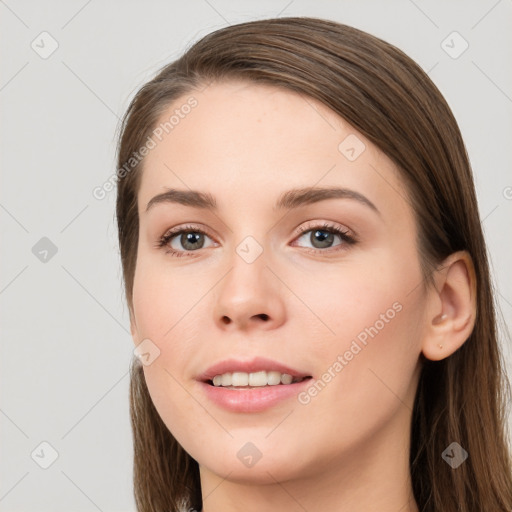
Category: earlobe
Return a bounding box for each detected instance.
[421,251,477,361]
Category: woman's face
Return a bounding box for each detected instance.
[131,80,428,483]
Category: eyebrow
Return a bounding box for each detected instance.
[145,186,380,215]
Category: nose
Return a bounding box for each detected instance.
[213,250,286,332]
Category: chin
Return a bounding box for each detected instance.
[200,457,302,485]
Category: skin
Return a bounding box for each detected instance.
[129,80,476,512]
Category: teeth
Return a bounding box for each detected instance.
[232,372,249,386]
[211,371,302,387]
[267,371,282,386]
[281,373,293,385]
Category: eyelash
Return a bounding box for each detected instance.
[155,222,357,258]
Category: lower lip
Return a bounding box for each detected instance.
[198,378,313,413]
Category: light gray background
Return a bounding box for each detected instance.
[1,1,511,510]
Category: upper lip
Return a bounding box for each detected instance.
[197,357,311,382]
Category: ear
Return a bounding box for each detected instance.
[421,250,477,361]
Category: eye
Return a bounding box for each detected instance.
[292,222,356,253]
[156,221,357,258]
[156,224,216,257]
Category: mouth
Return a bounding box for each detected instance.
[197,356,313,389]
[197,357,313,412]
[204,371,313,389]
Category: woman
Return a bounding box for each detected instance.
[115,16,512,512]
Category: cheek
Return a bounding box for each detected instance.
[133,259,209,444]
[289,255,418,357]
[131,258,208,433]
[132,252,204,343]
[142,363,208,461]
[289,253,425,416]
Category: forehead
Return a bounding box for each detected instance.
[137,80,409,217]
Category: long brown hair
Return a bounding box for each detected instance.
[115,17,512,512]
